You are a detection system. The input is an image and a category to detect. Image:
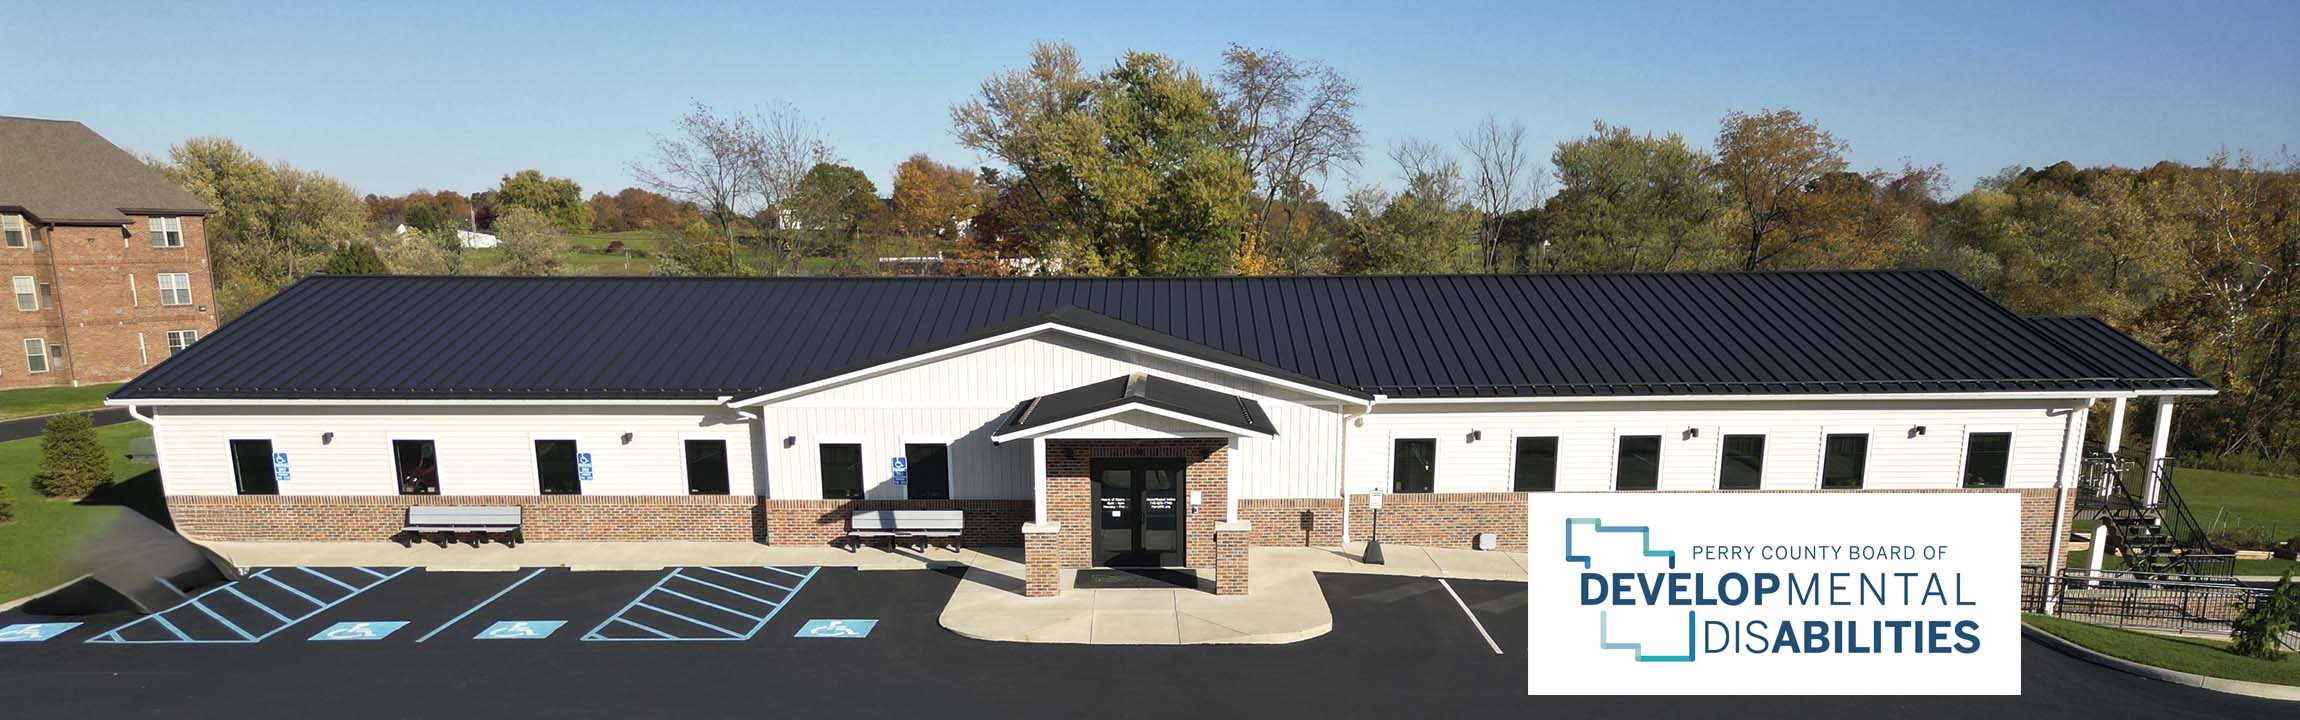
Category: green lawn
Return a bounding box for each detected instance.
[0,423,164,602]
[2025,613,2300,687]
[2177,467,2300,538]
[0,383,124,420]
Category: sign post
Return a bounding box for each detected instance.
[1363,486,1386,565]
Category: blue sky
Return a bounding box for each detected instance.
[15,1,2296,201]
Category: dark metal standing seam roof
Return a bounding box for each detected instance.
[996,374,1280,437]
[111,271,2210,401]
[2024,317,2214,392]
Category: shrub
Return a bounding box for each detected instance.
[32,413,112,498]
[2178,452,2300,479]
[2229,572,2298,660]
[2208,526,2280,552]
[318,241,389,274]
[0,484,15,523]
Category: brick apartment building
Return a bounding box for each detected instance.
[1,117,215,390]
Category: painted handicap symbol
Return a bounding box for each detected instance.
[0,622,82,643]
[310,621,409,641]
[476,620,565,640]
[795,619,877,639]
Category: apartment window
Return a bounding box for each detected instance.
[229,439,279,495]
[685,439,730,496]
[1391,438,1436,493]
[903,443,951,500]
[1615,435,1662,491]
[1513,436,1559,492]
[149,216,183,247]
[23,338,48,373]
[533,439,582,495]
[394,439,440,495]
[819,443,863,499]
[1821,434,1870,489]
[12,276,33,311]
[166,329,198,356]
[1961,432,2013,489]
[38,282,53,310]
[2,214,23,247]
[158,273,192,306]
[1718,434,1766,490]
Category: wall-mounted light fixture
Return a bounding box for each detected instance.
[783,436,797,449]
[1466,429,1483,442]
[321,431,335,445]
[1908,425,1928,439]
[621,432,634,445]
[1682,427,1700,440]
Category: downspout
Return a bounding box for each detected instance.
[126,404,164,488]
[1338,393,1385,547]
[2042,397,2091,615]
[723,396,767,500]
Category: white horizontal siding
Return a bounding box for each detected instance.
[155,405,760,497]
[1344,398,2086,495]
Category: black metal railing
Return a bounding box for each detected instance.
[2024,567,2287,642]
[2150,458,2218,554]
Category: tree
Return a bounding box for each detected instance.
[318,241,389,274]
[654,218,751,276]
[159,137,368,319]
[33,413,110,498]
[752,103,838,235]
[1459,116,1539,271]
[1711,109,1849,270]
[2229,571,2297,660]
[890,154,981,240]
[633,103,763,260]
[1541,121,1729,271]
[1219,44,1362,269]
[489,207,566,276]
[589,188,689,232]
[495,170,590,233]
[376,226,462,275]
[786,163,881,255]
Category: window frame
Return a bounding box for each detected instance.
[899,438,955,500]
[227,436,281,496]
[816,439,867,500]
[149,216,184,248]
[1612,429,1665,492]
[388,434,442,496]
[23,338,48,373]
[1959,428,2016,489]
[1388,435,1438,494]
[2,214,24,248]
[529,435,584,496]
[1509,430,1563,493]
[157,272,192,306]
[1816,426,1872,490]
[13,275,34,311]
[680,433,734,496]
[1714,429,1769,491]
[165,329,198,356]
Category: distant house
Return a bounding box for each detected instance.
[394,223,498,249]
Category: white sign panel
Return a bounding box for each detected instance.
[1526,492,2020,695]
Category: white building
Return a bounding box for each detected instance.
[109,272,2211,595]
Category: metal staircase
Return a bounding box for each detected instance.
[2079,454,2235,579]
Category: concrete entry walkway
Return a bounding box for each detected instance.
[199,540,1001,573]
[938,544,1527,645]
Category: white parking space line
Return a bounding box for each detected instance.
[1440,579,1503,655]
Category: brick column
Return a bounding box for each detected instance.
[1213,520,1251,595]
[1022,522,1063,598]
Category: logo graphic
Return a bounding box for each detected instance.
[311,621,409,641]
[795,619,878,638]
[475,620,566,640]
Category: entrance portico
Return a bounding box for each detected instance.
[995,373,1275,596]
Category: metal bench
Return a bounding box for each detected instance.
[399,505,523,548]
[846,509,964,552]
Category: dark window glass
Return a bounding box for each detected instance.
[394,439,440,495]
[1821,434,1869,489]
[1718,434,1766,490]
[1962,433,2012,488]
[1391,439,1435,493]
[1513,436,1559,492]
[820,443,863,499]
[534,439,581,495]
[903,443,950,500]
[229,439,278,495]
[1616,435,1661,491]
[685,439,729,495]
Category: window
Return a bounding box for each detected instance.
[1615,435,1662,491]
[166,330,198,356]
[1513,436,1559,492]
[1821,434,1870,489]
[1962,432,2012,489]
[533,439,582,495]
[158,273,192,306]
[819,443,863,499]
[1391,438,1436,493]
[1718,434,1766,490]
[2,214,23,247]
[149,216,183,247]
[24,338,48,373]
[685,439,729,496]
[229,439,279,495]
[38,282,52,310]
[903,443,951,500]
[12,276,33,311]
[393,439,440,495]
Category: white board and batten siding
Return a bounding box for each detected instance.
[1344,398,2090,494]
[762,333,1348,501]
[153,405,761,496]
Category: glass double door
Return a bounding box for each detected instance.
[1090,458,1187,568]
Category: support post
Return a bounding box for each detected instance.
[1031,437,1047,525]
[2146,398,2174,507]
[2104,397,2127,456]
[2087,521,2109,588]
[1225,437,1240,523]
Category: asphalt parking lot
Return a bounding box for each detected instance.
[1,567,2290,718]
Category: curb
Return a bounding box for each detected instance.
[2021,622,2300,703]
[0,574,92,614]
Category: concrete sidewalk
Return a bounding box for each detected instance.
[199,539,995,573]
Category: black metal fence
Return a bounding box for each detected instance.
[2024,567,2290,642]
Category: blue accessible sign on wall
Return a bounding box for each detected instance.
[310,621,409,641]
[795,619,877,638]
[0,622,82,643]
[891,456,908,485]
[576,453,595,483]
[272,452,291,482]
[476,620,565,640]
